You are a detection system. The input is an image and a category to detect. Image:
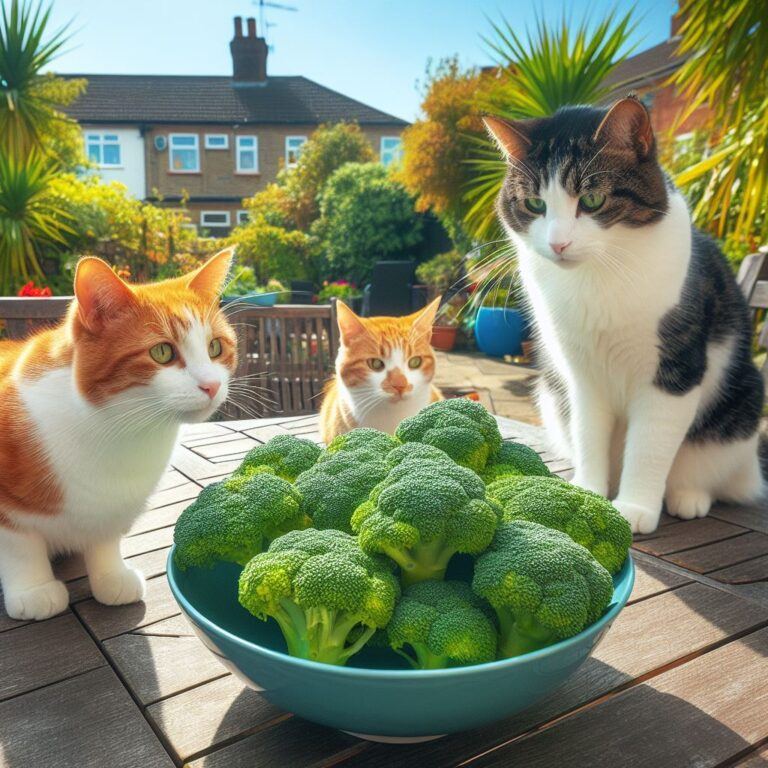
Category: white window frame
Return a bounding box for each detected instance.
[200,211,231,229]
[236,135,259,174]
[204,133,229,150]
[169,133,200,173]
[285,135,307,168]
[237,209,250,225]
[85,131,122,168]
[380,136,402,167]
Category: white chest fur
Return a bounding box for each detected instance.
[15,367,179,550]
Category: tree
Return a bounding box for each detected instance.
[464,11,635,239]
[313,163,423,284]
[398,58,485,251]
[672,0,767,262]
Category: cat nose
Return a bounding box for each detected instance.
[549,240,572,256]
[198,381,221,399]
[391,382,408,394]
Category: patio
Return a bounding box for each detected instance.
[1,413,767,767]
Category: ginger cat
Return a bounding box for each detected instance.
[319,298,443,442]
[0,248,237,621]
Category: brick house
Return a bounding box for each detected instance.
[64,17,408,235]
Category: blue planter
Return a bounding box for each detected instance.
[222,292,278,307]
[474,306,527,357]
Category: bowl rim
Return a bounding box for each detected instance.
[166,548,634,679]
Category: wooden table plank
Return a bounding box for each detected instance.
[147,480,201,510]
[128,499,190,537]
[632,517,747,556]
[709,555,768,585]
[733,743,768,766]
[710,502,768,535]
[628,558,691,604]
[468,626,768,768]
[0,614,105,701]
[146,674,284,761]
[193,436,257,459]
[0,666,175,768]
[663,532,768,574]
[318,582,768,768]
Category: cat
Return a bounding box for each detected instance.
[484,96,764,534]
[0,248,237,620]
[319,298,443,442]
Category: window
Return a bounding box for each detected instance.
[169,134,200,173]
[86,132,121,167]
[380,136,402,167]
[236,135,259,173]
[237,210,250,225]
[205,134,229,150]
[200,211,231,232]
[285,135,307,168]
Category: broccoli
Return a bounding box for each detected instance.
[295,450,390,533]
[173,473,306,570]
[395,398,502,472]
[387,580,498,669]
[480,441,552,484]
[235,434,321,482]
[238,528,400,665]
[473,521,614,657]
[487,476,632,574]
[322,428,400,460]
[385,441,456,470]
[352,456,501,585]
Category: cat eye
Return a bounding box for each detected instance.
[408,356,422,369]
[579,192,606,212]
[524,197,546,214]
[208,338,223,359]
[367,358,385,371]
[149,342,175,365]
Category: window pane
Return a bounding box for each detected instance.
[172,135,196,147]
[104,134,118,142]
[87,143,101,164]
[239,150,256,170]
[203,213,228,224]
[239,137,255,148]
[172,148,198,171]
[103,144,120,165]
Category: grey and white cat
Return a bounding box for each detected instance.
[485,96,764,533]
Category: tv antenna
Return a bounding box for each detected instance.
[253,0,297,45]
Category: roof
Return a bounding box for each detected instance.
[62,74,408,126]
[602,39,684,93]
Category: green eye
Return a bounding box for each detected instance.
[579,192,606,211]
[408,356,422,369]
[209,338,222,359]
[368,358,385,371]
[524,197,546,214]
[149,342,174,364]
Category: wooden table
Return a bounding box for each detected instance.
[1,414,767,768]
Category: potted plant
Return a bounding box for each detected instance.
[318,280,362,313]
[222,267,285,307]
[415,250,464,300]
[474,283,528,358]
[431,297,462,351]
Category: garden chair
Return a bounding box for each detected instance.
[737,249,768,383]
[362,260,417,316]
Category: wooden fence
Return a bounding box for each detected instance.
[0,298,338,418]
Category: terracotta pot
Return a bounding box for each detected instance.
[431,325,457,352]
[521,339,534,360]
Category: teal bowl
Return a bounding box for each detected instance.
[167,550,634,742]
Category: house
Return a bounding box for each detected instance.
[64,17,408,235]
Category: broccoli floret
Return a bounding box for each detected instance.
[235,434,321,482]
[473,521,613,657]
[352,457,501,585]
[173,473,306,570]
[385,441,455,470]
[387,580,498,669]
[238,528,400,665]
[395,398,502,472]
[487,476,632,574]
[295,450,390,533]
[322,428,400,460]
[480,441,552,484]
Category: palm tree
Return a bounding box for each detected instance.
[464,11,636,240]
[672,0,767,256]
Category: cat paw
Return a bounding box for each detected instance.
[614,500,661,534]
[90,567,146,606]
[4,579,70,621]
[666,490,712,520]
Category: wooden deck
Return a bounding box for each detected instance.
[1,414,767,768]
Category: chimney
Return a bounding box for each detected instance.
[230,16,267,84]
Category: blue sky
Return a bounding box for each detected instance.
[43,0,677,122]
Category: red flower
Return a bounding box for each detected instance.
[18,281,52,297]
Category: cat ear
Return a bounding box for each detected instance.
[335,301,367,345]
[412,296,442,339]
[74,257,135,330]
[483,115,533,161]
[593,96,654,157]
[188,247,235,300]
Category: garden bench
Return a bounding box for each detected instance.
[0,413,766,767]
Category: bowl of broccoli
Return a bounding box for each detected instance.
[167,400,634,742]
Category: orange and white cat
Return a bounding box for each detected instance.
[0,248,237,621]
[319,299,443,442]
